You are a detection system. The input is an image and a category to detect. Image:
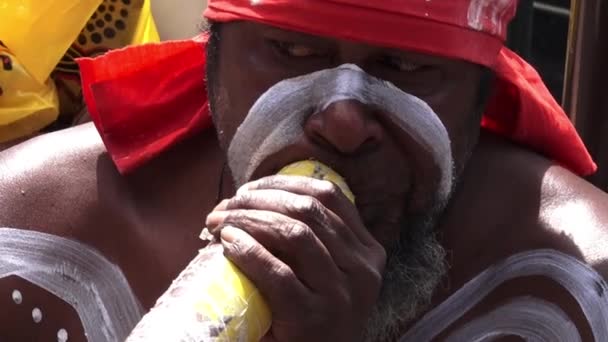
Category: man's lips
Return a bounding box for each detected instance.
[247,142,412,209]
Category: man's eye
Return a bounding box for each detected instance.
[379,55,422,72]
[271,40,325,58]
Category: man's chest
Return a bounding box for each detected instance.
[410,227,608,341]
[0,217,205,342]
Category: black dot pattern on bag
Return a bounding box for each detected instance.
[79,0,133,46]
[104,28,116,39]
[91,33,102,44]
[115,20,126,30]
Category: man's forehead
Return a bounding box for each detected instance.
[229,21,477,67]
[205,0,517,67]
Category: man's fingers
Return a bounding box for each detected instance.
[207,190,369,269]
[240,175,378,247]
[223,188,360,247]
[219,226,311,316]
[215,210,340,291]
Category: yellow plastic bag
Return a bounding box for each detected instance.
[0,0,102,84]
[0,43,59,143]
[0,0,159,143]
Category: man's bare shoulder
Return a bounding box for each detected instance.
[428,135,608,340]
[537,162,608,274]
[0,124,126,341]
[0,123,111,232]
[456,132,608,276]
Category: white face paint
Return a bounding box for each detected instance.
[467,0,514,36]
[399,249,608,341]
[0,227,144,341]
[227,64,454,202]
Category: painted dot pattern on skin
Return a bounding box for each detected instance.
[11,289,22,304]
[32,307,43,323]
[57,328,69,342]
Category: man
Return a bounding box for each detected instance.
[1,1,608,341]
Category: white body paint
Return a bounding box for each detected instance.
[0,227,144,342]
[467,0,514,36]
[446,297,581,342]
[0,234,605,341]
[400,250,608,341]
[58,328,69,342]
[12,289,22,304]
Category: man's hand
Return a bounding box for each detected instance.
[206,175,386,342]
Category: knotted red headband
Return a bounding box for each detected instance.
[78,0,597,175]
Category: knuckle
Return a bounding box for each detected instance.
[224,209,245,223]
[314,180,342,202]
[374,245,388,267]
[272,263,292,280]
[353,253,385,288]
[368,266,384,289]
[334,287,353,308]
[228,192,252,209]
[290,196,323,218]
[281,221,313,244]
[271,264,297,292]
[256,175,288,190]
[230,236,257,258]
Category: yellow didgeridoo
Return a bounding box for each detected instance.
[126,160,355,341]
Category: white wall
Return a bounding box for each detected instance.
[151,0,208,40]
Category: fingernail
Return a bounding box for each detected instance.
[199,228,215,242]
[206,211,227,228]
[220,226,240,244]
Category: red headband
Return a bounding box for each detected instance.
[78,0,596,175]
[206,0,516,67]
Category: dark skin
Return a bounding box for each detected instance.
[1,21,607,341]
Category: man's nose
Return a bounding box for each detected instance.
[304,100,383,155]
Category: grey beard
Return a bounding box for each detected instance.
[362,206,448,342]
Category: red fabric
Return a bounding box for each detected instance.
[483,48,595,175]
[77,0,597,176]
[205,0,514,67]
[78,37,211,174]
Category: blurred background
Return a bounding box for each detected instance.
[151,0,207,40]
